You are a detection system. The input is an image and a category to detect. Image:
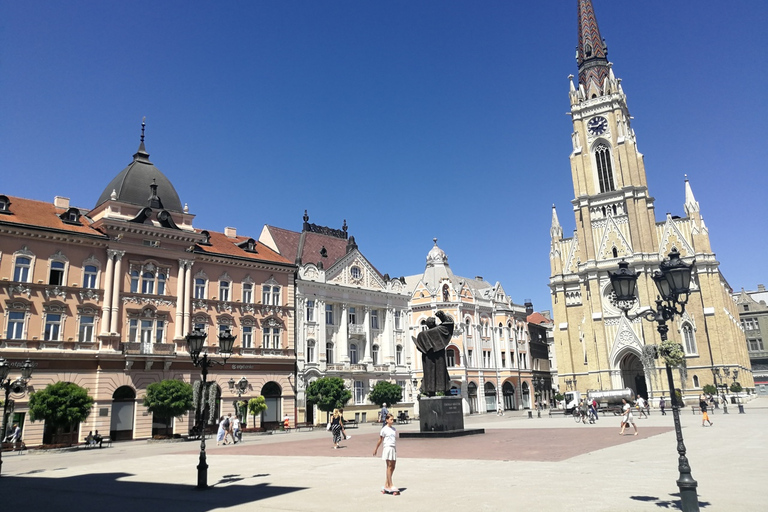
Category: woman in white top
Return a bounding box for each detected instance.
[619,398,638,436]
[372,413,399,494]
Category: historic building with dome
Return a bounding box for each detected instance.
[0,124,297,445]
[549,0,753,402]
[405,240,548,414]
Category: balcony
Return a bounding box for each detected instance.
[122,342,176,355]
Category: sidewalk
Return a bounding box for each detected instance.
[2,397,765,511]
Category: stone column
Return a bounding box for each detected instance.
[100,251,116,335]
[363,306,371,362]
[174,260,187,339]
[109,251,124,334]
[339,303,349,363]
[183,261,194,335]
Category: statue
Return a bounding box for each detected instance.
[413,311,454,396]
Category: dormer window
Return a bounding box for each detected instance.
[0,195,12,214]
[199,230,211,246]
[59,207,81,224]
[237,238,257,253]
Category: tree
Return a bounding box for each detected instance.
[142,379,194,435]
[248,396,267,427]
[730,382,743,393]
[306,377,351,416]
[368,381,402,408]
[702,384,717,396]
[28,381,94,443]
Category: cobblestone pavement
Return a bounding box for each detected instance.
[1,397,765,512]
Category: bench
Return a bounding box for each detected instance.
[344,419,358,429]
[293,422,314,432]
[82,436,112,448]
[396,412,411,424]
[1,441,26,453]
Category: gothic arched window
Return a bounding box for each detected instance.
[595,143,615,193]
[682,323,697,355]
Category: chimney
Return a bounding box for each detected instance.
[54,196,70,209]
[524,299,533,315]
[224,227,237,238]
[475,276,483,281]
[758,284,766,292]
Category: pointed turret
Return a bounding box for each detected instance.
[576,0,610,99]
[684,174,700,215]
[551,204,563,241]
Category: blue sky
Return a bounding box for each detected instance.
[2,1,767,311]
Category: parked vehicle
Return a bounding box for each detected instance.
[564,391,582,413]
[587,388,636,415]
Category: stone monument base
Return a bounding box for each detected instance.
[399,396,484,439]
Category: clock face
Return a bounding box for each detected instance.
[588,116,608,136]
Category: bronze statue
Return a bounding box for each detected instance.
[413,311,454,396]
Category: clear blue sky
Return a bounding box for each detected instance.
[2,1,767,311]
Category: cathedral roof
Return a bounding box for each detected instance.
[577,0,610,96]
[195,229,292,265]
[95,122,183,212]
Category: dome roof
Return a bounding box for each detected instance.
[95,140,183,212]
[426,238,448,266]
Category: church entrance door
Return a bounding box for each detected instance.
[619,352,648,398]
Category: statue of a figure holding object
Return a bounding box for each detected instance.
[413,311,454,396]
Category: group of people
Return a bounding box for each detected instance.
[84,430,104,447]
[216,413,241,445]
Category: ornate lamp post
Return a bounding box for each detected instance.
[186,329,236,490]
[0,357,33,476]
[228,376,249,426]
[609,249,699,512]
[533,377,545,417]
[713,368,728,414]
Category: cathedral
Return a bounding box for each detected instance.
[549,0,753,401]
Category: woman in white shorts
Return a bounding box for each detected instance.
[619,398,638,436]
[372,413,399,494]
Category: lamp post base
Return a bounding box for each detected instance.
[197,450,208,489]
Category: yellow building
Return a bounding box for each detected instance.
[549,0,752,402]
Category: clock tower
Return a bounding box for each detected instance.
[549,0,753,399]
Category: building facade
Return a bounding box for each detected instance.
[405,240,537,415]
[1,132,296,446]
[733,286,768,395]
[260,214,412,425]
[549,0,753,403]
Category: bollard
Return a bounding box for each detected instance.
[738,404,745,414]
[537,409,541,418]
[527,410,533,419]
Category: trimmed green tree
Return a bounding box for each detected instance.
[248,396,268,427]
[28,381,94,445]
[142,379,194,436]
[702,384,717,396]
[306,377,352,418]
[730,382,743,393]
[368,381,402,408]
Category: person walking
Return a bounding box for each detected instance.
[216,416,228,446]
[329,408,345,449]
[224,413,236,444]
[659,396,666,415]
[590,398,599,421]
[700,394,713,427]
[619,398,638,436]
[373,413,399,495]
[232,415,241,443]
[380,403,389,426]
[635,395,648,419]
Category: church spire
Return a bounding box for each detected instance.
[576,0,610,98]
[684,174,700,215]
[551,204,563,241]
[133,116,151,162]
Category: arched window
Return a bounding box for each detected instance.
[693,375,700,388]
[49,260,66,286]
[326,342,334,364]
[682,323,697,355]
[595,143,615,193]
[307,340,315,363]
[141,272,155,294]
[194,278,207,299]
[83,265,99,289]
[372,344,379,365]
[396,345,403,365]
[349,343,358,364]
[14,256,32,282]
[446,347,457,367]
[219,280,230,301]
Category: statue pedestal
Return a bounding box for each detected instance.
[399,396,484,438]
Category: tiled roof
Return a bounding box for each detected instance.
[196,230,292,265]
[0,195,107,237]
[264,225,348,268]
[527,312,553,325]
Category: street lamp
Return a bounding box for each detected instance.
[0,357,33,476]
[186,329,236,490]
[228,376,249,426]
[533,377,546,418]
[713,368,729,414]
[609,249,699,512]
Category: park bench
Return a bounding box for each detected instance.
[344,419,358,429]
[396,411,411,424]
[293,422,314,432]
[1,441,26,453]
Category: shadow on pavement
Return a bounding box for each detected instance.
[630,494,712,509]
[1,472,306,512]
